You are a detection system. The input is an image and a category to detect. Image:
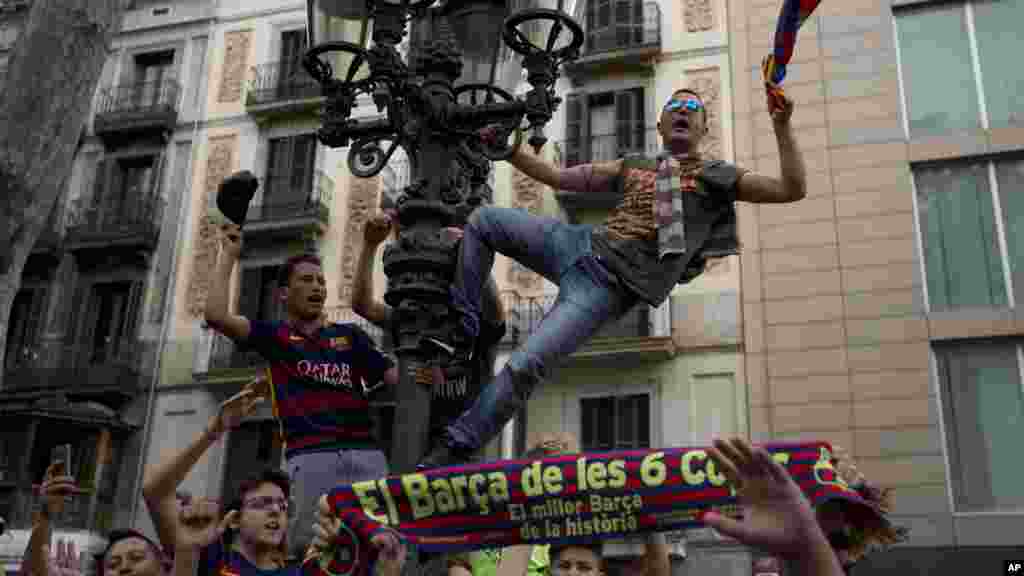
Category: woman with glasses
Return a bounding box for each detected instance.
[420,86,808,469]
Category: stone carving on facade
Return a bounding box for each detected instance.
[187,135,236,318]
[339,175,380,305]
[685,0,715,32]
[218,30,251,103]
[690,67,722,159]
[507,168,544,291]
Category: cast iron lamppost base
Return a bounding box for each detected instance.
[304,0,582,476]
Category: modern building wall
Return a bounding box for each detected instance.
[728,0,1024,561]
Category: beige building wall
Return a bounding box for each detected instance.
[729,0,1024,550]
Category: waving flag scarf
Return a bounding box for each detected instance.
[303,442,890,576]
[762,0,823,111]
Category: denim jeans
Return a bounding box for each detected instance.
[447,206,636,451]
[285,449,388,558]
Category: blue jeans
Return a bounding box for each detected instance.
[447,206,636,451]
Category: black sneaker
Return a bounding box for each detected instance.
[416,440,474,470]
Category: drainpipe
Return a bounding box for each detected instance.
[130,4,218,529]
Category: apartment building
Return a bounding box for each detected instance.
[0,0,215,572]
[729,0,1024,570]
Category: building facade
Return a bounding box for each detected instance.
[728,0,1024,570]
[0,0,216,573]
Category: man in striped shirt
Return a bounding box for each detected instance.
[205,222,399,560]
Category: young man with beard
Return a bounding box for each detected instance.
[353,212,507,460]
[204,226,400,559]
[420,89,807,468]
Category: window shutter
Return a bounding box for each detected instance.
[565,93,589,167]
[292,134,316,203]
[615,88,645,156]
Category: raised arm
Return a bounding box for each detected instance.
[204,223,251,341]
[353,214,393,328]
[142,380,265,552]
[736,93,806,204]
[24,465,77,576]
[507,145,622,194]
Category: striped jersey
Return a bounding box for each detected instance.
[245,321,393,460]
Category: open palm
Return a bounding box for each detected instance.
[212,377,266,436]
[705,438,821,558]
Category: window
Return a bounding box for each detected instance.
[239,265,284,323]
[81,281,142,365]
[895,0,1024,137]
[580,393,650,452]
[914,156,1023,311]
[585,0,645,52]
[565,88,647,167]
[264,134,316,210]
[277,29,310,99]
[92,156,160,225]
[934,339,1024,512]
[4,287,46,370]
[133,50,175,108]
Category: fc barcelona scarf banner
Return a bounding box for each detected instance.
[305,442,879,576]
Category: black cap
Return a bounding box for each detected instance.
[216,170,260,226]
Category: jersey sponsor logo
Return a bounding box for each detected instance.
[296,360,353,389]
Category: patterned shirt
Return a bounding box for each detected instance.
[200,540,299,576]
[245,321,393,459]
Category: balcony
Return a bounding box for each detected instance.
[94,79,180,145]
[30,209,63,261]
[554,127,661,219]
[563,2,661,84]
[246,60,322,121]
[2,339,156,407]
[243,171,332,241]
[500,291,674,359]
[65,193,164,253]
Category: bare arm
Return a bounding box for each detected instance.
[24,516,50,576]
[508,146,621,194]
[141,419,222,552]
[204,224,251,341]
[737,95,806,204]
[353,237,392,329]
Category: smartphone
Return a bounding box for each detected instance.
[51,444,72,474]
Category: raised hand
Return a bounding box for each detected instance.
[307,495,340,559]
[364,214,393,246]
[179,499,232,549]
[703,437,823,558]
[767,89,794,125]
[219,223,243,261]
[370,530,407,576]
[209,377,266,438]
[38,463,79,519]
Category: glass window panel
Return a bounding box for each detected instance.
[936,340,1024,511]
[914,162,1007,310]
[973,0,1024,129]
[994,157,1024,305]
[896,6,981,137]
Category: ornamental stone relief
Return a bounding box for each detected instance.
[506,167,544,291]
[685,0,715,32]
[187,135,236,318]
[218,29,251,103]
[339,175,380,305]
[690,68,722,159]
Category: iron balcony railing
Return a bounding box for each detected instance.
[556,128,662,168]
[65,193,165,249]
[97,78,180,116]
[247,60,321,106]
[499,290,665,346]
[246,170,333,225]
[3,339,158,396]
[583,1,661,55]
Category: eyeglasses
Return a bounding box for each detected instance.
[244,496,290,514]
[664,97,704,112]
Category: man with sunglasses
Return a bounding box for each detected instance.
[420,88,806,468]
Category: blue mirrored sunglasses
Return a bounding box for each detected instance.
[664,97,703,112]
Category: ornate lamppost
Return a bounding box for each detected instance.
[304,0,582,474]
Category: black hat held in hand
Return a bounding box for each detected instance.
[217,170,259,226]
